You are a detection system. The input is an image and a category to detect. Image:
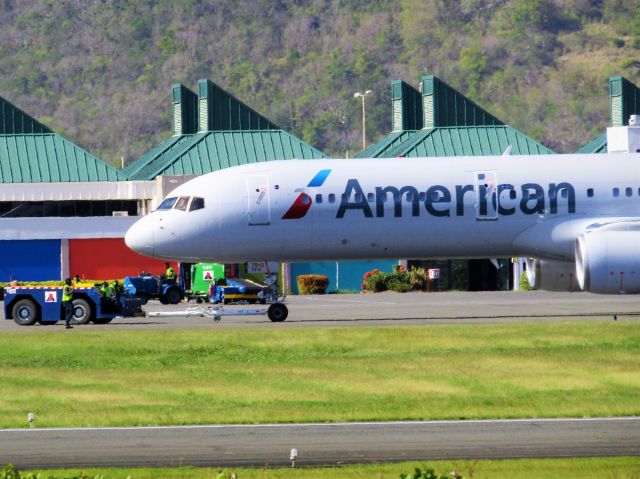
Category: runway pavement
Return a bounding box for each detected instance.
[1,417,639,469]
[1,290,639,330]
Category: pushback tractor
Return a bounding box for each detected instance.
[4,278,288,325]
[4,285,146,326]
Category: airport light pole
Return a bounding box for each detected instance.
[354,90,372,150]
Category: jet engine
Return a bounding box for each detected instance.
[525,258,580,292]
[576,231,640,294]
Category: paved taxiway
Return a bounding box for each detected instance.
[1,290,639,330]
[1,291,638,468]
[1,417,639,469]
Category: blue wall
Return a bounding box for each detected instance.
[291,260,397,293]
[0,240,61,282]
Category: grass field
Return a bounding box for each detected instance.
[23,457,640,478]
[0,321,638,428]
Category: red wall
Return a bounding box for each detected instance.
[69,238,177,280]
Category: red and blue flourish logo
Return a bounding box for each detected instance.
[282,169,331,219]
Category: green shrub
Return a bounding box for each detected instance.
[407,267,428,291]
[296,274,329,294]
[400,465,462,479]
[386,278,412,293]
[519,271,532,290]
[363,266,428,293]
[362,269,388,292]
[1,464,21,479]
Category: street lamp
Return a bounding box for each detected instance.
[354,90,372,150]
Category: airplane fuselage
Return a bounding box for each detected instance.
[125,154,640,264]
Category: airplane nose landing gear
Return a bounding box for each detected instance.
[148,262,288,323]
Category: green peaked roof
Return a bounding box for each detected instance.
[359,75,552,158]
[127,130,326,180]
[358,126,553,158]
[420,75,503,129]
[121,135,192,179]
[0,96,52,135]
[389,126,553,157]
[0,134,126,183]
[576,131,607,154]
[577,76,640,153]
[356,131,417,158]
[198,79,279,132]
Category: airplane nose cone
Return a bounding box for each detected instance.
[125,218,155,257]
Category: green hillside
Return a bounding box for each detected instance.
[0,0,638,165]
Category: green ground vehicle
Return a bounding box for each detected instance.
[183,263,225,302]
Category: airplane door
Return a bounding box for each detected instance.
[247,175,271,225]
[476,171,498,220]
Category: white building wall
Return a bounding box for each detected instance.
[0,216,140,240]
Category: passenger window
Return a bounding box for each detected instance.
[406,192,413,201]
[157,197,177,210]
[315,194,323,204]
[510,190,517,200]
[626,187,632,197]
[189,197,205,211]
[367,193,374,202]
[613,188,620,197]
[587,188,594,198]
[174,196,190,211]
[561,189,568,199]
[355,193,363,202]
[328,194,336,203]
[302,194,311,205]
[419,192,426,201]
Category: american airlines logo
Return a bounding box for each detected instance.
[282,169,331,219]
[283,172,577,220]
[336,179,577,218]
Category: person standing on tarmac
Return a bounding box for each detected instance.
[165,262,176,283]
[62,278,74,329]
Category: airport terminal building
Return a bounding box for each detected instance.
[1,75,639,290]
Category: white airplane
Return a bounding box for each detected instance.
[125,154,640,294]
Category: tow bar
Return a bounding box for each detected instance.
[147,302,288,322]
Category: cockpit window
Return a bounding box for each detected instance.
[157,197,177,210]
[190,197,205,211]
[174,196,190,211]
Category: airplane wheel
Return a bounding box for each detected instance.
[267,303,288,322]
[12,299,39,326]
[69,299,92,325]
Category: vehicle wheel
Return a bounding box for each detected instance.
[92,317,113,324]
[158,295,168,305]
[163,287,182,305]
[12,299,39,326]
[69,298,92,325]
[267,303,288,322]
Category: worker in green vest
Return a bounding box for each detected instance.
[99,281,110,298]
[62,278,74,329]
[165,262,176,283]
[109,280,121,300]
